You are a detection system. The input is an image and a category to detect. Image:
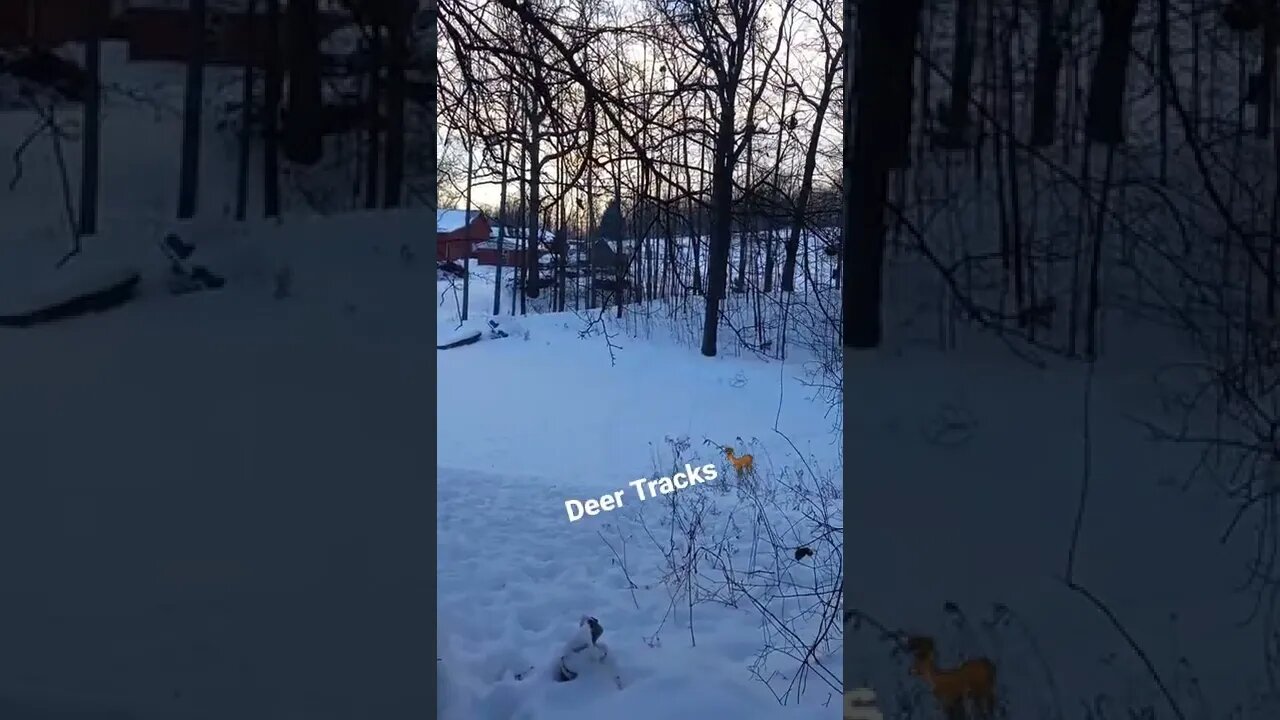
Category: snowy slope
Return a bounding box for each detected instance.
[437,469,838,720]
[0,216,436,719]
[844,268,1277,719]
[436,264,844,718]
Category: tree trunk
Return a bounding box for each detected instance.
[693,109,704,296]
[557,155,568,310]
[614,173,623,319]
[882,1,924,168]
[284,0,322,164]
[462,142,473,321]
[586,146,596,309]
[177,0,206,220]
[365,28,383,208]
[493,140,511,317]
[382,13,406,209]
[1156,0,1170,177]
[234,0,257,221]
[1258,0,1277,138]
[700,105,737,357]
[941,0,977,139]
[1003,10,1026,318]
[516,100,528,315]
[1084,0,1140,145]
[1085,147,1117,358]
[1030,0,1063,146]
[525,99,543,299]
[263,0,282,217]
[78,34,100,236]
[846,0,924,348]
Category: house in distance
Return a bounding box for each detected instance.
[436,208,490,263]
[474,224,555,268]
[437,208,556,268]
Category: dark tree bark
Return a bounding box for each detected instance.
[284,0,322,164]
[263,0,282,217]
[383,8,407,208]
[235,0,257,221]
[700,102,737,356]
[78,34,100,236]
[1257,0,1276,138]
[880,1,924,169]
[493,139,511,316]
[1002,9,1026,318]
[177,0,206,220]
[1085,148,1117,358]
[940,0,977,140]
[845,0,924,349]
[462,140,473,321]
[365,29,383,209]
[1084,0,1140,145]
[516,96,528,314]
[524,91,543,299]
[1030,0,1063,146]
[1156,0,1170,178]
[613,174,623,320]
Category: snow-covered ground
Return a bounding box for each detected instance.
[0,40,460,719]
[0,213,437,717]
[12,21,1268,720]
[435,265,844,719]
[0,30,845,720]
[844,257,1278,719]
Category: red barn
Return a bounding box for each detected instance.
[437,208,490,263]
[471,226,553,268]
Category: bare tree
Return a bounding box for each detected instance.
[264,0,282,216]
[177,0,208,220]
[845,0,923,349]
[78,32,101,237]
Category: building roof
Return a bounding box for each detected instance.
[437,208,483,233]
[489,224,556,244]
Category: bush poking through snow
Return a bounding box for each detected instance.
[618,435,843,704]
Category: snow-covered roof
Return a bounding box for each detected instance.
[437,208,483,232]
[490,225,556,243]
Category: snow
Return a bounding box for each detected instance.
[0,215,436,717]
[437,469,837,720]
[0,261,139,318]
[0,35,843,718]
[439,207,481,233]
[437,323,483,348]
[0,44,439,713]
[436,262,843,719]
[490,224,557,243]
[842,252,1279,719]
